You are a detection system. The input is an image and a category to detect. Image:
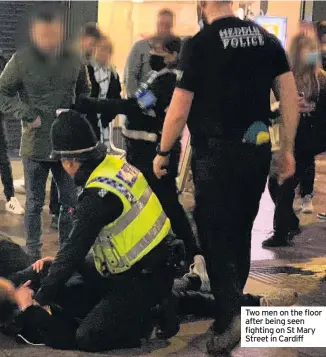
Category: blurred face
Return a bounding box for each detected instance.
[299,43,319,68]
[149,44,177,71]
[156,14,173,36]
[30,19,64,54]
[164,51,178,65]
[81,36,98,59]
[95,39,112,66]
[62,159,80,177]
[321,34,326,49]
[0,278,15,301]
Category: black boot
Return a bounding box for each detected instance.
[262,232,294,247]
[154,296,180,340]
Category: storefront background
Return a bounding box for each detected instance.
[97,0,303,76]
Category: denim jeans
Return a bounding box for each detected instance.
[0,116,14,201]
[23,159,77,261]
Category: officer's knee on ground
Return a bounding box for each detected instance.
[75,326,98,352]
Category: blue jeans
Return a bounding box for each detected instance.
[23,159,77,261]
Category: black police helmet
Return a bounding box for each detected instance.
[51,110,100,160]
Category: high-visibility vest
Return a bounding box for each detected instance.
[85,155,171,275]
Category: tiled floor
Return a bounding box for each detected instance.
[1,158,326,357]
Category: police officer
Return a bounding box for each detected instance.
[153,1,299,355]
[75,35,206,280]
[33,110,178,351]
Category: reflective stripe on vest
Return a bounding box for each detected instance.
[107,185,152,236]
[122,126,158,143]
[125,210,167,261]
[86,155,171,275]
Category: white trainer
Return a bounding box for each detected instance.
[301,194,314,214]
[13,178,25,194]
[5,197,25,215]
[185,255,210,292]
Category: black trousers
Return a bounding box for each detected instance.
[191,140,271,332]
[0,117,14,201]
[299,158,315,198]
[126,138,200,261]
[269,153,315,235]
[49,178,60,216]
[4,238,175,352]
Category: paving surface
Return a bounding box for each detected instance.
[1,158,326,357]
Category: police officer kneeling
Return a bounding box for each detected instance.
[33,110,179,352]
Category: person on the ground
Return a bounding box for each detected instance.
[75,35,205,284]
[124,8,175,97]
[264,34,326,247]
[0,52,24,215]
[86,35,121,143]
[49,22,101,231]
[17,110,178,351]
[0,233,298,349]
[152,1,299,355]
[0,7,90,262]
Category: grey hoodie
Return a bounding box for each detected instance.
[123,39,152,98]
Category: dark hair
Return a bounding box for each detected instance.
[158,8,175,19]
[162,35,181,54]
[30,5,64,24]
[81,23,102,40]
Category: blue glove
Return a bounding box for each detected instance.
[242,121,270,146]
[136,89,157,110]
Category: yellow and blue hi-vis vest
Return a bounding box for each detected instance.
[85,155,171,275]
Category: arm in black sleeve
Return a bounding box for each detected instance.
[268,34,291,98]
[176,36,200,93]
[15,305,78,349]
[74,95,139,118]
[34,189,123,306]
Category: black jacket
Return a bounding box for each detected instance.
[34,155,170,306]
[86,64,121,136]
[76,68,178,137]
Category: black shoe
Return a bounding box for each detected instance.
[262,233,293,247]
[154,297,180,340]
[289,226,301,236]
[51,215,59,230]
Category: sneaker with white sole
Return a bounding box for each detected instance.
[301,194,314,214]
[260,288,298,306]
[13,179,25,194]
[184,255,211,292]
[317,212,326,221]
[5,197,25,215]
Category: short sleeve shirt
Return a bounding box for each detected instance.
[177,16,290,145]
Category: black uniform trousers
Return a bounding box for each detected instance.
[191,139,271,332]
[268,153,314,236]
[269,116,326,237]
[126,138,200,261]
[5,238,175,352]
[0,116,14,201]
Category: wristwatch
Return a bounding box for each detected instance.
[156,144,170,157]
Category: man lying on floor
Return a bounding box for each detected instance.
[0,234,299,350]
[0,236,181,350]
